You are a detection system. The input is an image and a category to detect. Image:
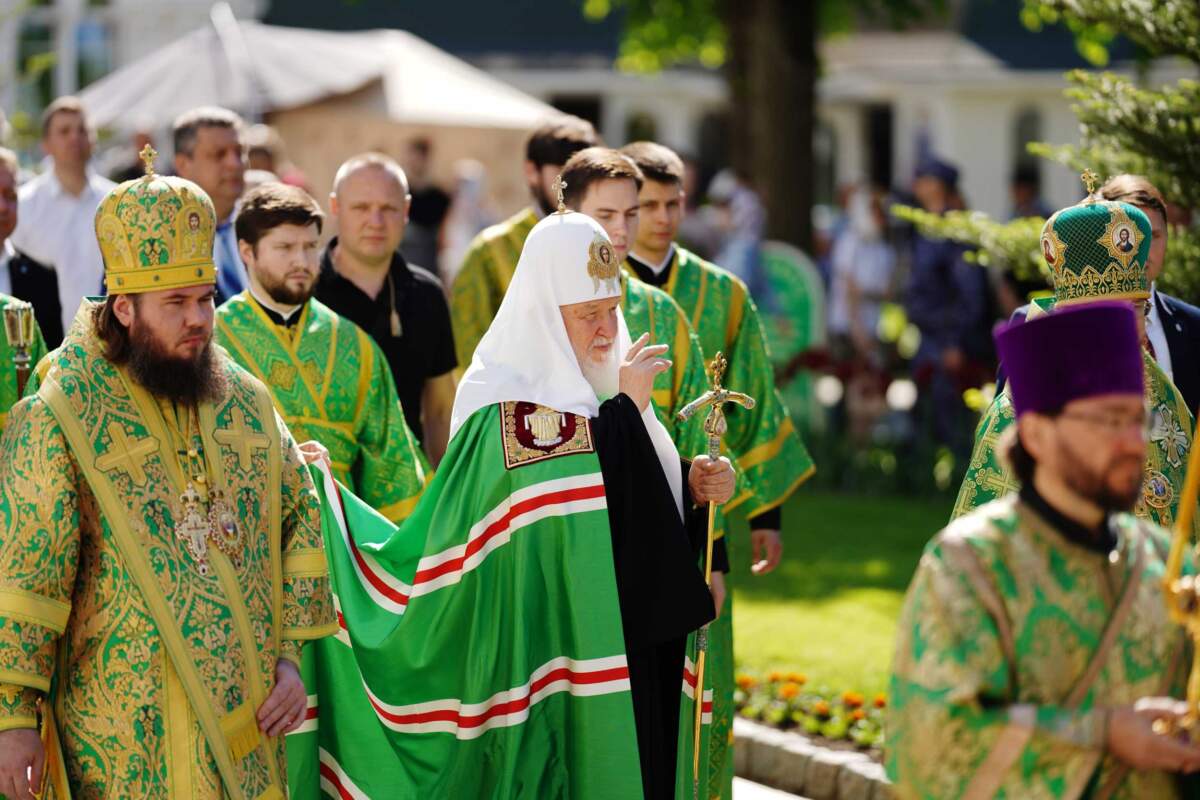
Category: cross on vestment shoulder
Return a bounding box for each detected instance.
[95,422,157,486]
[214,407,270,470]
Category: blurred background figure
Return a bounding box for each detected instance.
[675,151,723,259]
[243,168,281,192]
[709,168,767,302]
[0,146,61,346]
[10,96,113,342]
[108,124,156,183]
[828,185,896,366]
[439,158,495,287]
[244,122,310,191]
[400,136,452,277]
[827,185,896,445]
[1008,163,1051,219]
[173,106,248,303]
[904,156,994,459]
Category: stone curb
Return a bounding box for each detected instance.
[733,717,892,799]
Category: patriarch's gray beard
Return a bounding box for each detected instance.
[580,345,619,402]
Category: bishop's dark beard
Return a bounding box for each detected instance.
[127,323,226,406]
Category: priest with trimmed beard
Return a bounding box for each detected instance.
[297,209,732,799]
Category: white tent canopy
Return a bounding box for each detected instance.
[80,20,558,134]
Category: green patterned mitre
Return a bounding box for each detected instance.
[1041,199,1151,306]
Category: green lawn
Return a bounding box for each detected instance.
[725,488,950,695]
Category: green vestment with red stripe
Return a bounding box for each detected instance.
[285,401,645,798]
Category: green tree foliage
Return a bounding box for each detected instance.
[901,0,1200,306]
[582,0,944,72]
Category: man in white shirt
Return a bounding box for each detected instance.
[172,106,248,303]
[10,96,114,336]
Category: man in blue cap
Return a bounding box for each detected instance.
[889,300,1200,798]
[905,157,993,457]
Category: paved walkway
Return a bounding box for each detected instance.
[732,777,809,799]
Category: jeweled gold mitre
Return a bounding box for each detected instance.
[94,144,217,294]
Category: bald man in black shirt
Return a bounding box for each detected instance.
[316,152,458,465]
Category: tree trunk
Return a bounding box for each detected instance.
[721,0,815,252]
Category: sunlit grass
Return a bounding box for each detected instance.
[725,487,949,694]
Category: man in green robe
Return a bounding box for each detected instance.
[450,114,598,373]
[954,199,1196,536]
[0,147,49,434]
[889,300,1200,799]
[292,210,733,798]
[622,141,816,799]
[0,157,335,798]
[215,182,429,525]
[0,294,46,434]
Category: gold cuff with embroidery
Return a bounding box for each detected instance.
[0,587,71,633]
[283,548,328,580]
[0,683,40,729]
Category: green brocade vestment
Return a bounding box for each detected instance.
[645,247,816,517]
[216,294,430,524]
[637,246,816,800]
[888,496,1190,799]
[0,292,47,434]
[0,304,337,798]
[450,207,539,375]
[285,402,644,799]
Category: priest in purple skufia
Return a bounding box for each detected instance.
[889,301,1200,799]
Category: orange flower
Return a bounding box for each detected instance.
[736,675,757,691]
[842,691,865,709]
[851,709,866,721]
[874,693,887,709]
[767,671,784,683]
[786,672,808,685]
[779,682,801,700]
[813,700,831,718]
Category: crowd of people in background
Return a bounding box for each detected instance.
[6,91,1199,477]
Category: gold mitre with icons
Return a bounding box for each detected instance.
[94,145,217,294]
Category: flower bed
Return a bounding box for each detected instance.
[735,672,885,756]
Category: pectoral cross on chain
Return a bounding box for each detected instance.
[177,483,211,569]
[214,407,270,470]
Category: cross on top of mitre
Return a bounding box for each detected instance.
[139,143,158,177]
[552,174,568,214]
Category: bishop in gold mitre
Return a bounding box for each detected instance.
[0,145,336,799]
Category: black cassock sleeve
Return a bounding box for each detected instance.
[591,394,715,653]
[593,394,717,799]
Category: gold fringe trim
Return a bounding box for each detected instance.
[219,702,261,762]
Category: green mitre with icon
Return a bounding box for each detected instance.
[95,144,217,294]
[1041,172,1152,306]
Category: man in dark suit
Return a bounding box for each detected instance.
[0,147,63,347]
[997,175,1200,420]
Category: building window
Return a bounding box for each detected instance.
[16,20,55,123]
[76,18,113,90]
[1013,106,1042,171]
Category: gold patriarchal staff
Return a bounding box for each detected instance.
[2,301,35,397]
[1159,414,1200,737]
[677,352,755,799]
